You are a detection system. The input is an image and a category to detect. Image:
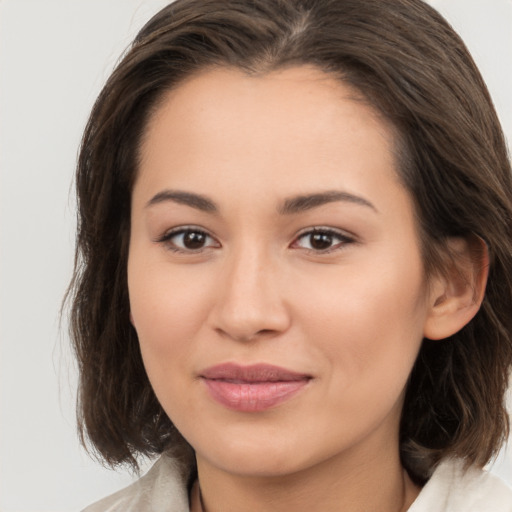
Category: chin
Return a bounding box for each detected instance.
[207,452,307,478]
[193,428,332,479]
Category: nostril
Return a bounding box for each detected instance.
[214,326,281,343]
[209,271,292,341]
[256,329,276,337]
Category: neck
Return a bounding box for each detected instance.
[192,444,421,512]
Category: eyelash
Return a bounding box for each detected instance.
[292,227,355,254]
[156,226,355,254]
[156,226,219,253]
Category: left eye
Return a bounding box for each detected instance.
[293,229,353,252]
[159,228,219,252]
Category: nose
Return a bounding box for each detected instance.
[209,245,291,342]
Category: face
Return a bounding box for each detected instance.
[128,66,432,478]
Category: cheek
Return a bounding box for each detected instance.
[294,256,427,391]
[127,256,211,369]
[127,261,216,427]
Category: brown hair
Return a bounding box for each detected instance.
[68,0,512,482]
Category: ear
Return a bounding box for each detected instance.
[423,235,489,340]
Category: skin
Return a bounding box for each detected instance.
[128,66,482,512]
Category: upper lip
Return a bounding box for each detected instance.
[200,363,311,382]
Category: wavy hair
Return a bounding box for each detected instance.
[68,0,512,482]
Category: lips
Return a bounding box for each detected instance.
[200,363,311,412]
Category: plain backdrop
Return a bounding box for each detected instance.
[0,1,511,510]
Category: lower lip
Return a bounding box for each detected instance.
[202,379,309,412]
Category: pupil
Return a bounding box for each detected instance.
[184,231,206,249]
[311,233,332,250]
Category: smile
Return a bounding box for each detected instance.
[200,363,312,412]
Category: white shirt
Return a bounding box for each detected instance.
[409,458,512,511]
[83,455,512,511]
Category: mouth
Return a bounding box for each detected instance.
[200,363,312,412]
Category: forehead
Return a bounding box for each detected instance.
[136,65,403,210]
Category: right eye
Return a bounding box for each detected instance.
[157,227,220,253]
[291,227,355,254]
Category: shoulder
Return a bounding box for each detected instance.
[409,458,512,512]
[81,455,190,512]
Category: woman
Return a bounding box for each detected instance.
[69,0,512,510]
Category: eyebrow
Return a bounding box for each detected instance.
[145,189,377,215]
[146,190,218,212]
[278,190,377,215]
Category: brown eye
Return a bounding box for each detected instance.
[294,228,354,252]
[182,231,207,249]
[159,228,219,252]
[310,232,335,250]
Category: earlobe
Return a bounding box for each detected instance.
[423,235,489,341]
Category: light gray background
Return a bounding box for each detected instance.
[1,1,511,510]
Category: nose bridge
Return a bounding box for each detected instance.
[212,240,289,340]
[229,242,267,295]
